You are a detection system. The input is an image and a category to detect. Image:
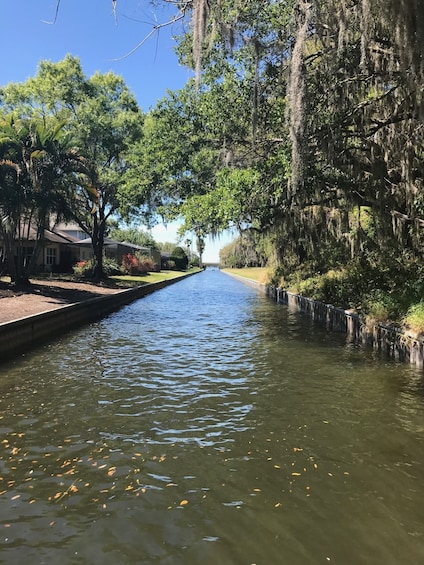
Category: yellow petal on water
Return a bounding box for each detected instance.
[179,499,189,506]
[107,467,117,477]
[69,485,78,493]
[11,494,21,500]
[125,485,134,491]
[274,502,282,508]
[274,465,281,469]
[166,483,177,487]
[253,488,261,492]
[98,464,106,469]
[292,472,301,476]
[328,472,333,477]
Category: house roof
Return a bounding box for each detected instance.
[46,229,81,244]
[73,238,150,252]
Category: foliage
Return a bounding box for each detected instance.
[170,246,188,270]
[102,257,122,276]
[362,291,399,326]
[73,260,93,278]
[402,303,424,336]
[0,55,144,282]
[108,226,158,249]
[135,253,158,273]
[219,235,267,269]
[121,253,140,276]
[121,252,158,275]
[0,113,88,284]
[156,241,178,253]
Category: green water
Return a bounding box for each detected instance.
[1,269,423,564]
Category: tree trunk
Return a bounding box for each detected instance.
[91,220,105,282]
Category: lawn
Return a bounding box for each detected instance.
[110,268,200,286]
[221,267,270,283]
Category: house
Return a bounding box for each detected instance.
[0,220,161,275]
[0,225,82,274]
[73,237,160,266]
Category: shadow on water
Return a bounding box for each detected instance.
[1,269,424,564]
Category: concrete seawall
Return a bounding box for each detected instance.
[0,273,196,363]
[223,271,424,370]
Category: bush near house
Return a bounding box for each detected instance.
[135,253,159,273]
[121,253,159,275]
[73,260,94,278]
[121,253,140,275]
[170,246,188,270]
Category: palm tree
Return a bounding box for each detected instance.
[0,113,90,284]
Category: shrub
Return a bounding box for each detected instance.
[135,253,157,274]
[170,246,188,270]
[402,302,424,335]
[121,253,140,275]
[167,260,176,270]
[103,257,122,276]
[362,290,398,329]
[73,259,94,278]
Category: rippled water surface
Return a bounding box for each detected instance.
[1,269,424,564]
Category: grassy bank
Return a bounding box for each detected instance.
[223,265,424,336]
[221,267,270,283]
[110,268,200,286]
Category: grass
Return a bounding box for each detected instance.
[1,269,200,287]
[110,268,200,286]
[403,302,424,335]
[221,267,270,283]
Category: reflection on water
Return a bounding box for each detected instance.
[1,269,424,564]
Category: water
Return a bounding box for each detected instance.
[1,269,424,564]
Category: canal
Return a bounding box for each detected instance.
[1,269,424,564]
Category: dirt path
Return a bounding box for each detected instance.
[0,279,124,324]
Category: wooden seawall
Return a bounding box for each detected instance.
[222,271,424,370]
[270,287,424,370]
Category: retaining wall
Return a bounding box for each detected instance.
[270,287,424,370]
[0,274,195,363]
[222,271,424,370]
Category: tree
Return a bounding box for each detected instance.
[1,56,144,281]
[172,0,424,283]
[0,113,89,284]
[170,245,188,270]
[108,226,159,249]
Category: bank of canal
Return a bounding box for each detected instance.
[1,268,424,564]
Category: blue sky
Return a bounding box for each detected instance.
[0,0,235,261]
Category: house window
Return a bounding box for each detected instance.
[46,247,57,265]
[21,247,34,266]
